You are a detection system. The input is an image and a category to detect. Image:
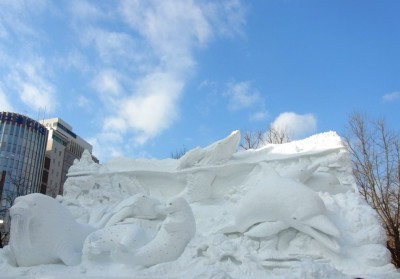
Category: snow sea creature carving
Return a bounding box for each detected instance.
[83,194,164,260]
[102,194,164,227]
[222,162,341,251]
[111,197,196,267]
[9,193,95,266]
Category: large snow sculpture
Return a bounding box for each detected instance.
[9,193,95,266]
[0,131,396,278]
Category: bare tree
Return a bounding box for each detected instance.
[171,145,188,159]
[0,173,31,248]
[344,112,400,267]
[240,126,291,150]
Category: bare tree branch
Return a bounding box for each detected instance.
[240,126,291,150]
[345,112,400,267]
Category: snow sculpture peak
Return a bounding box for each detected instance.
[0,131,396,278]
[68,149,100,176]
[178,130,240,169]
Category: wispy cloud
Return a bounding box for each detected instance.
[8,62,57,113]
[250,110,268,122]
[76,95,91,108]
[0,87,14,111]
[91,69,123,96]
[225,81,262,110]
[271,112,317,139]
[382,92,400,103]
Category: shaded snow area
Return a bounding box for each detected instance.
[1,131,398,278]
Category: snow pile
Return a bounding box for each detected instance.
[0,131,397,278]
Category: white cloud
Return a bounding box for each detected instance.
[0,88,14,111]
[225,81,262,110]
[0,0,48,39]
[202,0,247,38]
[76,95,91,108]
[120,1,213,57]
[120,72,183,144]
[250,110,268,122]
[271,112,317,139]
[382,92,400,102]
[69,0,104,21]
[92,69,122,96]
[9,62,57,113]
[20,83,54,111]
[103,116,127,134]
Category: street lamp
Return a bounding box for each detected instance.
[0,219,3,224]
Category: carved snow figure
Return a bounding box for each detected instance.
[9,193,95,266]
[111,197,196,267]
[102,194,164,227]
[83,220,160,262]
[222,163,341,251]
[83,194,165,260]
[178,130,240,169]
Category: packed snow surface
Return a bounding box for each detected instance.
[0,131,398,278]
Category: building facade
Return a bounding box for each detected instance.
[0,112,48,208]
[41,118,96,196]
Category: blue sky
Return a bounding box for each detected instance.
[0,0,399,162]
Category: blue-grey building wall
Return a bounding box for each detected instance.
[0,112,48,207]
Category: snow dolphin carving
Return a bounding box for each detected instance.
[222,162,341,251]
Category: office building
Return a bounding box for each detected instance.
[41,118,96,196]
[0,112,48,208]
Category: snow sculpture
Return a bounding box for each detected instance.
[68,149,100,176]
[82,194,165,262]
[101,194,164,227]
[178,130,240,169]
[222,162,341,252]
[9,193,95,266]
[0,131,397,278]
[111,197,196,267]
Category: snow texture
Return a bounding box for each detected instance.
[0,131,398,278]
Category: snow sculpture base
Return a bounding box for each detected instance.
[0,131,397,278]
